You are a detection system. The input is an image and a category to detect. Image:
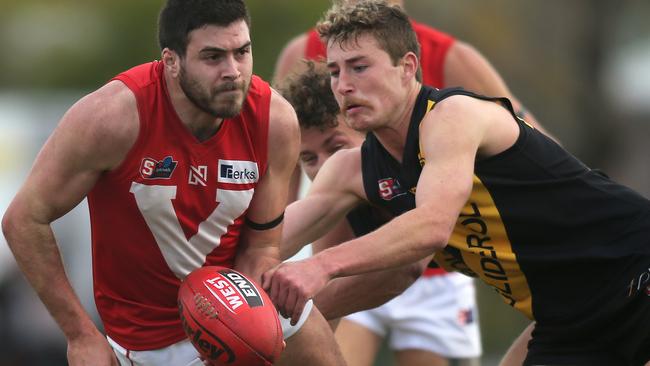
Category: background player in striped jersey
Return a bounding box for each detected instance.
[273,1,552,365]
[265,1,650,365]
[279,61,481,366]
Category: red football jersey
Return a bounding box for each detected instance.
[87,61,271,350]
[304,19,455,88]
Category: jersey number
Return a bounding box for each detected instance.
[130,182,254,279]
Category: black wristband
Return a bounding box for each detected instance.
[245,212,285,230]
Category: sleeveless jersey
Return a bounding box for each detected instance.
[87,61,271,350]
[304,19,455,88]
[360,85,650,321]
[306,20,454,275]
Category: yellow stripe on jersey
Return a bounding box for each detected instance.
[417,99,437,168]
[447,175,533,319]
[426,100,435,112]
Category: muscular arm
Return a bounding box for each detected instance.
[234,90,301,283]
[1,81,138,365]
[315,256,430,320]
[444,40,556,140]
[309,216,430,320]
[272,33,311,205]
[279,148,365,261]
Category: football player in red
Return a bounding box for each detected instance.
[1,1,345,365]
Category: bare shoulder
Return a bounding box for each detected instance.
[326,147,362,172]
[428,94,500,129]
[314,146,365,199]
[273,33,309,85]
[444,40,491,74]
[423,95,491,143]
[443,40,513,98]
[426,95,519,157]
[268,88,300,151]
[59,80,140,170]
[269,89,300,166]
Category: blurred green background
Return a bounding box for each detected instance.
[0,1,649,365]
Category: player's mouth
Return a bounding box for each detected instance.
[343,101,366,116]
[215,82,243,95]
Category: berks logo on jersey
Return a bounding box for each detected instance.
[378,178,407,201]
[204,269,263,314]
[218,159,258,184]
[140,156,177,179]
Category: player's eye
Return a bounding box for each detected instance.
[204,53,223,61]
[300,155,317,166]
[352,65,367,73]
[329,143,347,154]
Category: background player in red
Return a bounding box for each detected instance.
[1,1,345,365]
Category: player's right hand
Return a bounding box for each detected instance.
[67,331,119,366]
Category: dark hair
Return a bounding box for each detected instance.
[158,0,251,56]
[317,0,421,81]
[279,61,340,130]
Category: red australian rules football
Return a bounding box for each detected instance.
[178,266,284,366]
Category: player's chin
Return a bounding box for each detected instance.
[345,117,372,132]
[213,99,244,119]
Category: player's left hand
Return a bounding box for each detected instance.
[262,258,330,325]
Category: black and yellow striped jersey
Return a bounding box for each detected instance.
[360,85,650,321]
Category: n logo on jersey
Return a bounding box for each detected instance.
[189,165,208,186]
[378,178,407,201]
[140,156,177,179]
[218,160,258,184]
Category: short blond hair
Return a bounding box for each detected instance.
[318,0,421,81]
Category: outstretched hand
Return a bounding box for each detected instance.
[262,258,331,325]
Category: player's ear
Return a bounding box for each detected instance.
[162,48,180,77]
[400,51,419,83]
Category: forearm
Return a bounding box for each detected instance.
[2,214,97,340]
[314,207,448,280]
[281,195,351,260]
[314,262,424,319]
[235,230,282,283]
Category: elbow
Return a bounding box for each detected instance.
[390,262,426,297]
[410,259,428,279]
[2,205,20,250]
[418,226,451,255]
[279,243,297,261]
[2,202,38,251]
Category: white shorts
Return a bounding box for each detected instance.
[109,336,203,366]
[343,272,481,358]
[109,301,313,366]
